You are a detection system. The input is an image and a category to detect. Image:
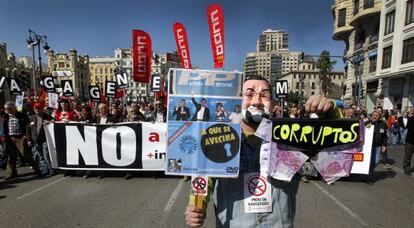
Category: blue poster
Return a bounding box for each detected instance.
[166,69,243,177]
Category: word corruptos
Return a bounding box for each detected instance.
[272,119,361,152]
[53,123,162,169]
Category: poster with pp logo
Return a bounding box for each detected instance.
[165,69,243,177]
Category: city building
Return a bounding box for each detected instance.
[244,29,301,87]
[332,0,382,110]
[376,0,414,110]
[47,49,90,100]
[89,57,115,92]
[280,57,345,100]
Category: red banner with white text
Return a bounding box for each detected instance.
[132,30,152,83]
[173,22,192,69]
[207,4,224,68]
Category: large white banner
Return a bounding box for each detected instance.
[350,126,374,174]
[45,122,166,171]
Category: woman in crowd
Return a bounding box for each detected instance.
[53,99,77,122]
[78,106,95,123]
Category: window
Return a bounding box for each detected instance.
[354,0,360,15]
[406,0,414,25]
[385,10,395,35]
[382,46,392,69]
[369,57,377,72]
[402,37,414,64]
[311,82,316,89]
[58,62,65,68]
[100,68,103,74]
[363,0,374,9]
[338,9,346,27]
[296,82,300,89]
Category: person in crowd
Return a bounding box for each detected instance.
[403,108,414,176]
[53,99,77,122]
[26,102,54,176]
[215,102,226,122]
[127,102,145,121]
[398,111,409,145]
[191,95,210,122]
[0,108,7,169]
[111,106,125,123]
[229,105,242,124]
[95,103,114,124]
[365,110,391,184]
[154,101,167,123]
[144,103,156,122]
[139,102,146,116]
[388,112,399,145]
[185,75,340,227]
[173,99,191,121]
[78,106,95,123]
[3,102,41,180]
[271,104,282,118]
[344,107,356,118]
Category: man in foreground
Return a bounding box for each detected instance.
[184,75,340,227]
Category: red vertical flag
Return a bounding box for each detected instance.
[132,30,152,83]
[207,4,224,68]
[173,22,192,69]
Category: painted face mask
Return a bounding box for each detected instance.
[242,105,270,124]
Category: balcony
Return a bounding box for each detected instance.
[350,0,381,26]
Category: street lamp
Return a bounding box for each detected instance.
[27,29,51,95]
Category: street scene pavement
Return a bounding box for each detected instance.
[1,145,413,228]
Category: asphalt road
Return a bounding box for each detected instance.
[1,144,413,228]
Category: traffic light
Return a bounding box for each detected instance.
[360,88,364,98]
[299,52,305,63]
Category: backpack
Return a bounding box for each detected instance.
[392,122,400,134]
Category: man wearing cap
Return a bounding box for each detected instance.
[185,75,341,227]
[26,102,53,176]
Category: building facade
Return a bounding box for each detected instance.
[89,57,115,92]
[280,59,345,100]
[376,0,414,110]
[332,0,382,110]
[244,29,302,88]
[48,49,90,100]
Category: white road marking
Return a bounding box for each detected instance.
[16,177,67,200]
[159,179,186,227]
[164,179,186,212]
[312,181,369,226]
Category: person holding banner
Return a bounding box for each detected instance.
[53,99,77,122]
[185,75,340,228]
[26,102,53,176]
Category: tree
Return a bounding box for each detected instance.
[316,50,336,96]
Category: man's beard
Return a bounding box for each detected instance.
[242,106,270,125]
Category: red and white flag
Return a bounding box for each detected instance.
[173,22,192,69]
[132,30,152,83]
[207,4,224,68]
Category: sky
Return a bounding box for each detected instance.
[0,0,344,71]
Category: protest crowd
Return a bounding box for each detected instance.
[0,96,167,180]
[1,94,413,181]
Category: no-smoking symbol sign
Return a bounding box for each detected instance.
[191,176,208,196]
[248,176,267,196]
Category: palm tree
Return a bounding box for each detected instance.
[316,50,336,96]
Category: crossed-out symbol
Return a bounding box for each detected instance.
[248,176,267,196]
[193,177,207,190]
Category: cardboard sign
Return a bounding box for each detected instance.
[9,78,22,95]
[243,173,272,213]
[191,176,208,196]
[350,126,373,174]
[116,72,128,89]
[275,80,288,98]
[272,119,361,154]
[105,81,116,98]
[61,80,74,97]
[43,76,55,92]
[89,86,101,102]
[48,93,59,109]
[151,75,161,92]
